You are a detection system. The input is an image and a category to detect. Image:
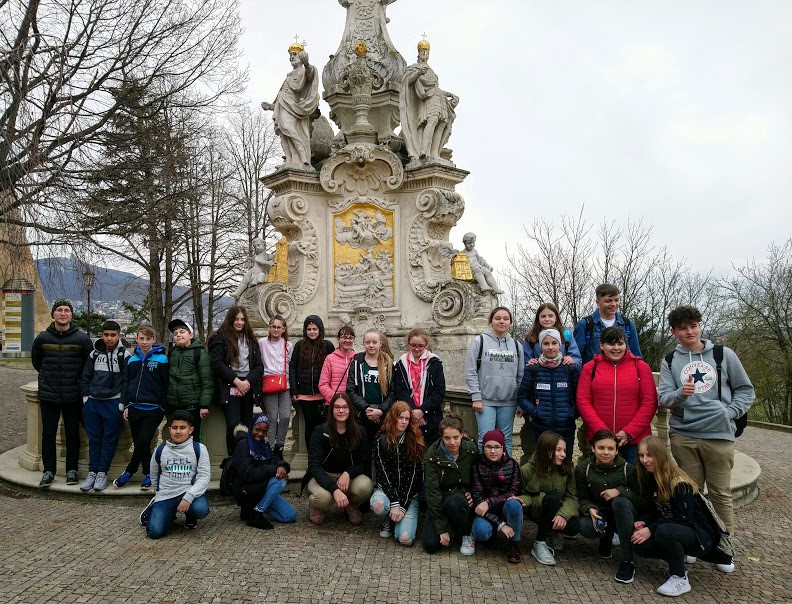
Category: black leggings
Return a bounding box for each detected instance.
[423,494,472,554]
[300,400,326,449]
[222,391,255,456]
[126,408,164,475]
[634,522,732,576]
[533,491,581,542]
[580,496,637,562]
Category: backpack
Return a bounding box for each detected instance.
[694,492,735,559]
[218,456,235,497]
[475,334,519,371]
[153,440,202,491]
[665,345,748,437]
[584,314,632,361]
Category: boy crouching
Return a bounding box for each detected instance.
[140,410,210,538]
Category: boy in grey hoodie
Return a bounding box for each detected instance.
[658,305,754,539]
[141,410,211,538]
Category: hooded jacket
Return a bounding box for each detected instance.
[393,352,446,442]
[346,351,395,415]
[576,350,658,442]
[32,322,92,405]
[230,425,290,500]
[465,330,524,406]
[424,436,479,534]
[122,344,169,411]
[289,315,335,396]
[520,453,579,521]
[574,453,643,515]
[658,339,754,441]
[167,339,213,411]
[81,338,130,401]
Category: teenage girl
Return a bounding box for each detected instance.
[423,413,479,556]
[290,315,335,450]
[520,430,580,566]
[393,328,446,446]
[632,435,735,597]
[208,306,264,456]
[575,429,645,584]
[318,325,356,404]
[371,401,425,546]
[259,315,293,457]
[346,329,394,440]
[471,429,523,564]
[465,306,524,455]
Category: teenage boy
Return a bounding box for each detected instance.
[659,305,754,538]
[573,283,641,365]
[113,326,169,490]
[79,321,131,491]
[166,319,213,441]
[139,410,210,539]
[31,299,92,487]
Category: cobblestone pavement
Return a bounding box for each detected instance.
[0,362,36,454]
[0,365,789,603]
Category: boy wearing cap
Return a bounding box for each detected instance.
[31,299,92,487]
[79,320,131,491]
[166,319,213,441]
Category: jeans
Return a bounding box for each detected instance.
[471,498,523,542]
[126,408,164,475]
[619,443,637,465]
[580,496,637,562]
[531,490,581,542]
[262,391,292,448]
[146,494,210,539]
[423,494,472,554]
[40,400,82,473]
[370,488,420,545]
[222,391,255,456]
[475,404,517,455]
[83,398,123,473]
[253,477,296,522]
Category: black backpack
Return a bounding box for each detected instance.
[665,345,748,438]
[218,456,236,497]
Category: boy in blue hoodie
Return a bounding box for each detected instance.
[113,325,169,490]
[80,321,131,492]
[140,410,210,538]
[659,305,754,539]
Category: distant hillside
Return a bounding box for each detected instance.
[35,257,231,310]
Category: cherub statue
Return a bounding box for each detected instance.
[234,238,274,300]
[399,37,458,161]
[261,40,319,169]
[461,232,503,294]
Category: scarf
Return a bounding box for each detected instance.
[247,413,273,461]
[538,351,563,368]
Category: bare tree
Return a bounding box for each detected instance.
[1,0,244,239]
[720,240,792,425]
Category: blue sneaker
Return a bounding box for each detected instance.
[140,475,152,491]
[113,471,133,488]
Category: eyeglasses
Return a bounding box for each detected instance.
[483,445,503,451]
[269,325,284,330]
[333,405,350,411]
[339,335,355,340]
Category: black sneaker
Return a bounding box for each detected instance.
[615,560,635,584]
[598,536,613,559]
[39,471,55,488]
[185,518,198,530]
[66,470,79,485]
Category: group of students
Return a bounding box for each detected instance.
[31,284,753,597]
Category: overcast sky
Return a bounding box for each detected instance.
[237,0,792,277]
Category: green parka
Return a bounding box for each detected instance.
[520,453,579,521]
[574,453,644,515]
[167,339,213,411]
[424,436,479,534]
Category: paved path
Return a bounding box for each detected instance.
[0,366,789,603]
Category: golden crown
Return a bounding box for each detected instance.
[289,35,305,53]
[417,38,430,51]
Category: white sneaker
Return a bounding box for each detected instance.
[685,555,697,564]
[530,540,557,566]
[379,519,393,539]
[716,561,735,573]
[459,535,475,556]
[657,572,691,597]
[611,533,620,546]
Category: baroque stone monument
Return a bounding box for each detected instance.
[239,1,500,464]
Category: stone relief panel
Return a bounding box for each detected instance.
[332,202,395,310]
[407,188,465,302]
[320,143,404,196]
[266,194,319,305]
[338,308,386,335]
